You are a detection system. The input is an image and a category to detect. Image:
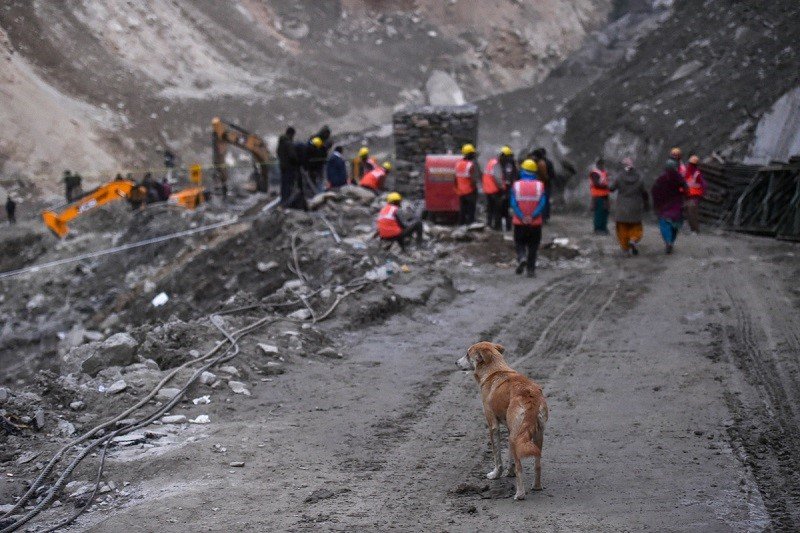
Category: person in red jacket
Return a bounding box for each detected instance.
[376,192,423,251]
[589,158,610,234]
[683,154,706,234]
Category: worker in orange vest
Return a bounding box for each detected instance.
[684,154,706,234]
[511,159,548,277]
[376,192,423,251]
[455,143,481,225]
[483,146,513,231]
[589,158,610,234]
[353,147,378,181]
[360,161,392,192]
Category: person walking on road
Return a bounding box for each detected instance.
[589,158,610,234]
[510,159,547,277]
[531,149,552,224]
[652,159,688,254]
[5,196,16,224]
[684,154,706,234]
[610,157,648,256]
[482,147,509,231]
[455,144,480,226]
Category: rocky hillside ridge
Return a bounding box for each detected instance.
[557,0,800,181]
[0,0,611,193]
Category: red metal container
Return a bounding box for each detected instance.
[424,154,461,219]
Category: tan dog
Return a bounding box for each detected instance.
[457,341,548,500]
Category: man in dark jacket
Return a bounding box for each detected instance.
[326,147,348,189]
[5,196,16,224]
[496,148,517,231]
[277,127,301,207]
[651,159,687,254]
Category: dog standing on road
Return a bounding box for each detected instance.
[457,341,548,500]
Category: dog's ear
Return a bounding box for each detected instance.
[493,343,505,354]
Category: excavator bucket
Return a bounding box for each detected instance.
[42,211,69,239]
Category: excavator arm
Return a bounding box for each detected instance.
[42,180,140,238]
[211,117,272,194]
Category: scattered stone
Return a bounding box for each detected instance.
[288,308,312,320]
[229,461,245,468]
[189,414,210,424]
[151,292,169,307]
[258,343,279,356]
[115,418,137,428]
[257,261,278,273]
[283,279,306,291]
[200,371,218,385]
[26,293,46,310]
[316,347,342,359]
[161,415,187,424]
[57,419,76,436]
[0,387,8,403]
[34,409,45,429]
[16,451,39,465]
[218,365,240,377]
[450,227,472,242]
[308,191,338,210]
[157,388,182,401]
[143,359,160,371]
[83,330,104,342]
[65,481,94,498]
[228,381,251,396]
[466,222,486,232]
[111,433,147,446]
[144,429,167,439]
[69,400,85,411]
[0,503,15,514]
[262,361,285,375]
[105,380,128,395]
[304,487,350,504]
[340,184,376,204]
[192,395,211,405]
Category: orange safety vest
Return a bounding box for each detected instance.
[360,167,386,191]
[482,158,502,195]
[454,159,476,196]
[512,180,545,227]
[377,203,402,238]
[686,168,704,197]
[589,168,609,198]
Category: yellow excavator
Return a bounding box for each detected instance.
[42,179,207,238]
[211,117,272,195]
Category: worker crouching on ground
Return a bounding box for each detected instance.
[455,144,481,225]
[377,192,423,251]
[360,162,392,192]
[483,146,512,231]
[610,158,648,256]
[589,158,610,234]
[353,147,377,181]
[652,159,688,254]
[684,155,706,234]
[511,159,547,277]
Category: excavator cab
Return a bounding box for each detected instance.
[211,117,273,195]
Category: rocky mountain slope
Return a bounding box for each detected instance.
[0,0,611,191]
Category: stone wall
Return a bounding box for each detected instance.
[391,104,478,197]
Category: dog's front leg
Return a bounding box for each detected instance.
[484,415,502,479]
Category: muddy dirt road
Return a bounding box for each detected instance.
[51,216,799,532]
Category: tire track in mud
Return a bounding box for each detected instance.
[715,281,800,531]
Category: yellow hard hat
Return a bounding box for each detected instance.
[500,146,513,156]
[670,147,682,159]
[461,143,476,156]
[387,192,402,204]
[311,137,324,148]
[521,159,538,173]
[688,155,700,164]
[358,147,369,157]
[382,161,393,171]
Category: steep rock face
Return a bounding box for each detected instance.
[561,0,800,180]
[0,0,611,190]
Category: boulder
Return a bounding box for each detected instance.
[340,185,376,204]
[105,380,128,394]
[425,70,466,106]
[79,333,138,377]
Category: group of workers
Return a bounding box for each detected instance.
[588,147,706,255]
[375,143,553,277]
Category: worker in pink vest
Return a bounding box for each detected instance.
[684,155,706,234]
[511,159,548,277]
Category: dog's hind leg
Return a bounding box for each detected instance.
[532,431,544,491]
[511,431,542,500]
[484,410,502,479]
[509,439,526,500]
